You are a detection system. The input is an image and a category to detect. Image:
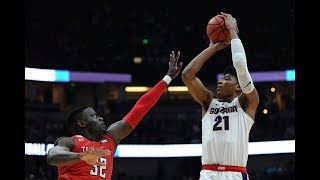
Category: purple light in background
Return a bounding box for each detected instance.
[71,71,132,83]
[217,71,288,82]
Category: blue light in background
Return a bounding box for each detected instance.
[55,70,70,82]
[114,148,119,157]
[286,70,295,81]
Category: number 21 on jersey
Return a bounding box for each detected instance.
[213,115,229,131]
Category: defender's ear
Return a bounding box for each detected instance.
[77,120,86,128]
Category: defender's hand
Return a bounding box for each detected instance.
[167,51,183,79]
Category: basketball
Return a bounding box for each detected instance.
[206,15,230,44]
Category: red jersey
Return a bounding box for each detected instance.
[58,134,115,180]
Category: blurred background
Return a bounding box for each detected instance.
[25,0,295,179]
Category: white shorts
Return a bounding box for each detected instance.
[199,170,249,180]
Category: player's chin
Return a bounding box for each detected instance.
[100,125,107,132]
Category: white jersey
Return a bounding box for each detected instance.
[201,97,254,167]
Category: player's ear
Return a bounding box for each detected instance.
[235,84,241,91]
[77,120,86,128]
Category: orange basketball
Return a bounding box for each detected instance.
[206,15,230,44]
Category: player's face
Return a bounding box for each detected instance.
[82,107,107,135]
[216,74,239,99]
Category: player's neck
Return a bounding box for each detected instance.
[218,93,239,102]
[80,132,101,142]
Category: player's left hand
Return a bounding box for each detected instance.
[210,39,230,51]
[167,51,183,79]
[80,147,111,166]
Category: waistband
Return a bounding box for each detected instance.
[202,164,247,173]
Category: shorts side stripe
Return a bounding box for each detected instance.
[241,172,248,180]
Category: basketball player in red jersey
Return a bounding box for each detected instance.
[182,12,259,180]
[46,51,183,180]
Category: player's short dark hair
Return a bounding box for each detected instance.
[223,66,238,82]
[65,105,90,135]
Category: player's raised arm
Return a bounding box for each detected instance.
[182,41,229,111]
[219,12,259,119]
[106,51,183,145]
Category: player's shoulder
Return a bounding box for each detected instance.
[101,134,114,143]
[54,136,66,146]
[53,136,75,146]
[224,96,239,105]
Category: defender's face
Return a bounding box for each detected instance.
[82,107,107,134]
[216,73,239,99]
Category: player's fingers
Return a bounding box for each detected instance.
[95,151,107,157]
[105,149,112,153]
[93,147,102,153]
[95,161,107,166]
[92,147,103,153]
[99,150,111,156]
[209,41,214,46]
[95,147,105,152]
[222,39,230,45]
[175,51,180,62]
[221,12,231,17]
[221,12,233,20]
[91,149,106,157]
[171,51,175,60]
[233,18,237,24]
[219,13,227,18]
[99,152,111,157]
[217,15,225,19]
[177,62,183,71]
[92,149,103,155]
[169,53,174,63]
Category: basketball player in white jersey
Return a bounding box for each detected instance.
[182,12,259,180]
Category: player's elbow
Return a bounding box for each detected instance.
[46,150,58,166]
[46,153,55,166]
[181,70,193,82]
